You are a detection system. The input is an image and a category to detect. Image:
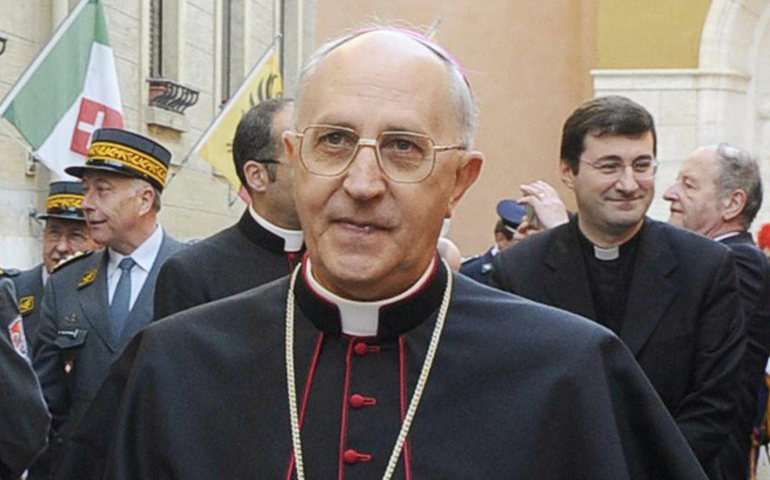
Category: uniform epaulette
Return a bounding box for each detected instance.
[53,250,95,273]
[0,266,21,277]
[460,254,481,265]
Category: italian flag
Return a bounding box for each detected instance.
[0,0,123,180]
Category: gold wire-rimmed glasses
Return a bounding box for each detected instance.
[294,125,466,184]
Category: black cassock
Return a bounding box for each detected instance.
[106,259,707,480]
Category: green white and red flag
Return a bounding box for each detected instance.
[0,0,123,179]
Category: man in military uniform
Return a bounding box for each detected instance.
[459,199,524,284]
[0,277,49,479]
[154,98,303,319]
[106,28,707,479]
[31,128,183,478]
[11,181,96,354]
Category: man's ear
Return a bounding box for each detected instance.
[721,189,748,223]
[560,160,575,189]
[283,131,298,165]
[243,160,269,193]
[445,151,483,218]
[137,183,157,215]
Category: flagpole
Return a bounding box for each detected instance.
[0,0,93,116]
[166,33,282,187]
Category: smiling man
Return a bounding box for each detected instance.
[664,144,770,480]
[492,96,745,468]
[106,31,706,479]
[31,128,183,479]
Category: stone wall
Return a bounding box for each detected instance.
[0,0,315,269]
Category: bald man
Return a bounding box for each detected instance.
[106,28,706,479]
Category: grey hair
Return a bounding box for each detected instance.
[712,143,763,228]
[293,26,479,148]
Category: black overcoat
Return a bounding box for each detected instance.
[105,260,707,479]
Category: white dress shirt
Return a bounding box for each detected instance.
[107,226,164,310]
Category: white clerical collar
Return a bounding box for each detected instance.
[108,225,163,274]
[249,204,304,252]
[593,245,619,261]
[305,257,437,337]
[713,231,742,242]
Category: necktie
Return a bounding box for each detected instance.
[110,257,136,343]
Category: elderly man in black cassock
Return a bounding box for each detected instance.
[105,27,708,479]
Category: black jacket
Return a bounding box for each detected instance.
[105,261,706,479]
[707,232,770,480]
[492,217,746,466]
[153,210,303,319]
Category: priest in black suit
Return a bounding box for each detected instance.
[492,96,745,469]
[105,28,707,479]
[153,98,303,319]
[664,143,770,480]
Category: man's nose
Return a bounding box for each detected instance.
[342,143,386,199]
[663,183,680,202]
[615,165,640,191]
[54,234,73,253]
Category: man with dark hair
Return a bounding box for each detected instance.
[154,97,302,319]
[32,128,183,479]
[106,30,706,479]
[10,181,98,354]
[492,95,745,468]
[664,144,770,479]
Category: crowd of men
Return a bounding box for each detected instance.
[1,25,768,480]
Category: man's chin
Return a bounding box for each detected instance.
[667,213,684,227]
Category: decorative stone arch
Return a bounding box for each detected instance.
[699,0,770,230]
[699,0,770,152]
[592,0,770,227]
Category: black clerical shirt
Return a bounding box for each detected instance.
[577,223,642,334]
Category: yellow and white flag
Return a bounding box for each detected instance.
[192,43,283,190]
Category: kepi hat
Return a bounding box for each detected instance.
[65,128,171,191]
[496,199,527,233]
[37,181,87,222]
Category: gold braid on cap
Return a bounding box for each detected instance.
[87,141,168,187]
[47,194,83,211]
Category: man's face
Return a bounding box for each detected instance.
[286,32,482,300]
[81,172,149,252]
[264,104,301,229]
[495,231,513,251]
[42,218,95,273]
[562,132,655,242]
[663,148,724,236]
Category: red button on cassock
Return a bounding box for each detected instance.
[343,449,373,464]
[349,394,377,409]
[354,342,381,356]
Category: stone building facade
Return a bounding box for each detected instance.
[0,0,315,269]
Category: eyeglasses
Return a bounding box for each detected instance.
[294,125,466,183]
[579,157,659,180]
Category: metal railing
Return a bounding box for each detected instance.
[147,78,199,114]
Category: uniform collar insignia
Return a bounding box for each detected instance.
[18,295,35,315]
[78,268,98,289]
